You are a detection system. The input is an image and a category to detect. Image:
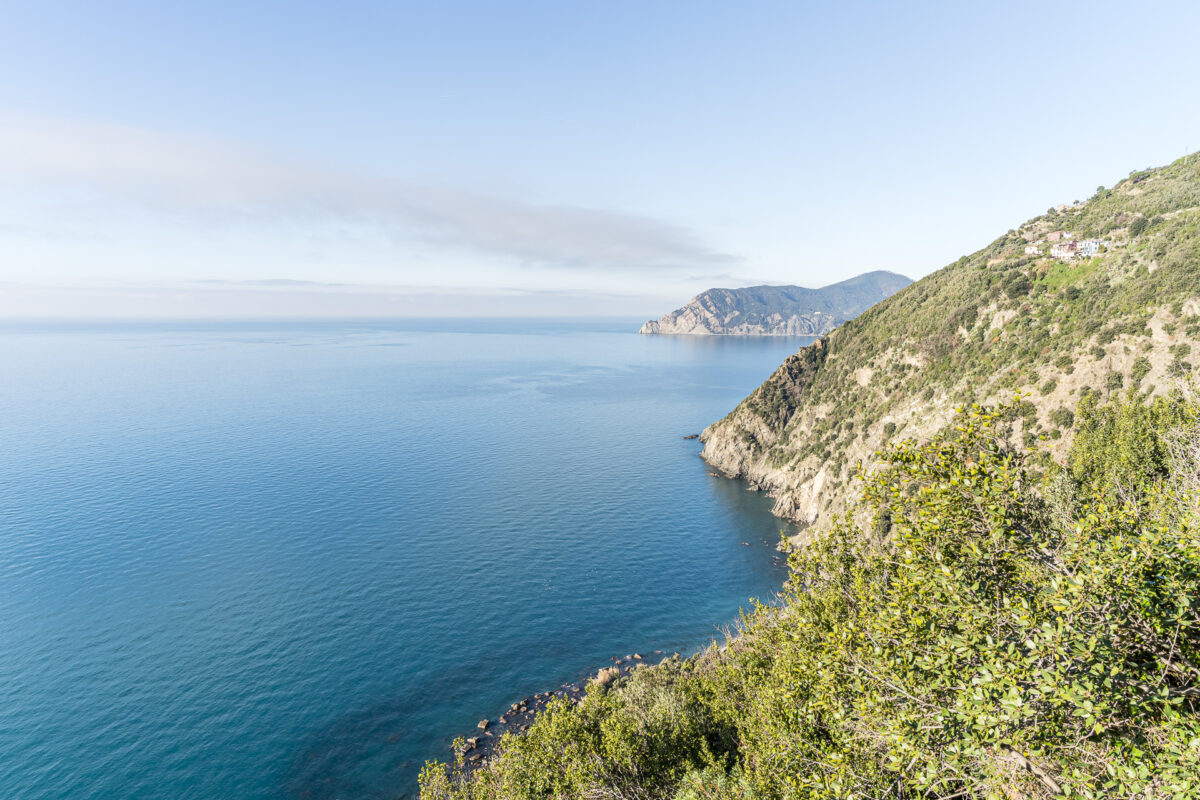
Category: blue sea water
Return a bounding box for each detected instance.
[0,319,809,800]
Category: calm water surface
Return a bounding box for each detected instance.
[0,319,810,800]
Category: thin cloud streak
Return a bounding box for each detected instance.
[195,278,352,287]
[0,112,737,271]
[0,278,673,319]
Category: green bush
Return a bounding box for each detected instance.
[1069,390,1193,496]
[1132,356,1153,384]
[1049,407,1075,429]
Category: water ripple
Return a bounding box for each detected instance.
[0,320,810,800]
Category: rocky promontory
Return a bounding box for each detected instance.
[639,271,911,336]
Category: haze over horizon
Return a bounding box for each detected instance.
[3,1,1199,318]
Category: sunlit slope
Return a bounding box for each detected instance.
[701,152,1200,527]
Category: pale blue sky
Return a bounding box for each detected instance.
[2,0,1198,317]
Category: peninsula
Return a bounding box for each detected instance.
[639,270,911,335]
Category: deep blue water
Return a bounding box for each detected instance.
[0,319,809,800]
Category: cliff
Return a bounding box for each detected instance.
[638,271,912,335]
[701,152,1200,532]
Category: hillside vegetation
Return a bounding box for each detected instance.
[422,392,1200,799]
[701,153,1200,529]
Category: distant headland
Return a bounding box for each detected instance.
[639,271,912,336]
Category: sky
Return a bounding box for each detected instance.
[1,0,1199,318]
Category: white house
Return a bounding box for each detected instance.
[1050,242,1078,261]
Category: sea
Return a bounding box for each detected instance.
[0,318,811,800]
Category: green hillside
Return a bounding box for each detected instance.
[700,152,1200,530]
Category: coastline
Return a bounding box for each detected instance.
[426,441,796,786]
[448,651,664,776]
[437,570,791,784]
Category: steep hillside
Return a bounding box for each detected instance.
[639,271,911,335]
[701,152,1200,529]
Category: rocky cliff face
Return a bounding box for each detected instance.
[701,152,1200,536]
[639,271,912,335]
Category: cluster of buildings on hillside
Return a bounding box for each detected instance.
[1024,230,1104,262]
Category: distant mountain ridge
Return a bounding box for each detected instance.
[639,271,912,335]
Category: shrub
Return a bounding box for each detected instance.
[1069,390,1194,495]
[1132,356,1152,384]
[1049,407,1075,429]
[1004,275,1032,298]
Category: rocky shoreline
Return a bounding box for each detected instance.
[436,437,792,783]
[449,650,665,776]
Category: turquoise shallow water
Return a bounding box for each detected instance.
[0,319,809,800]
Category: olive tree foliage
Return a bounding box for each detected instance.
[422,396,1200,800]
[725,401,1200,799]
[1067,389,1195,505]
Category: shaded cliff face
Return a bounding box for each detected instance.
[702,152,1200,530]
[639,271,912,335]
